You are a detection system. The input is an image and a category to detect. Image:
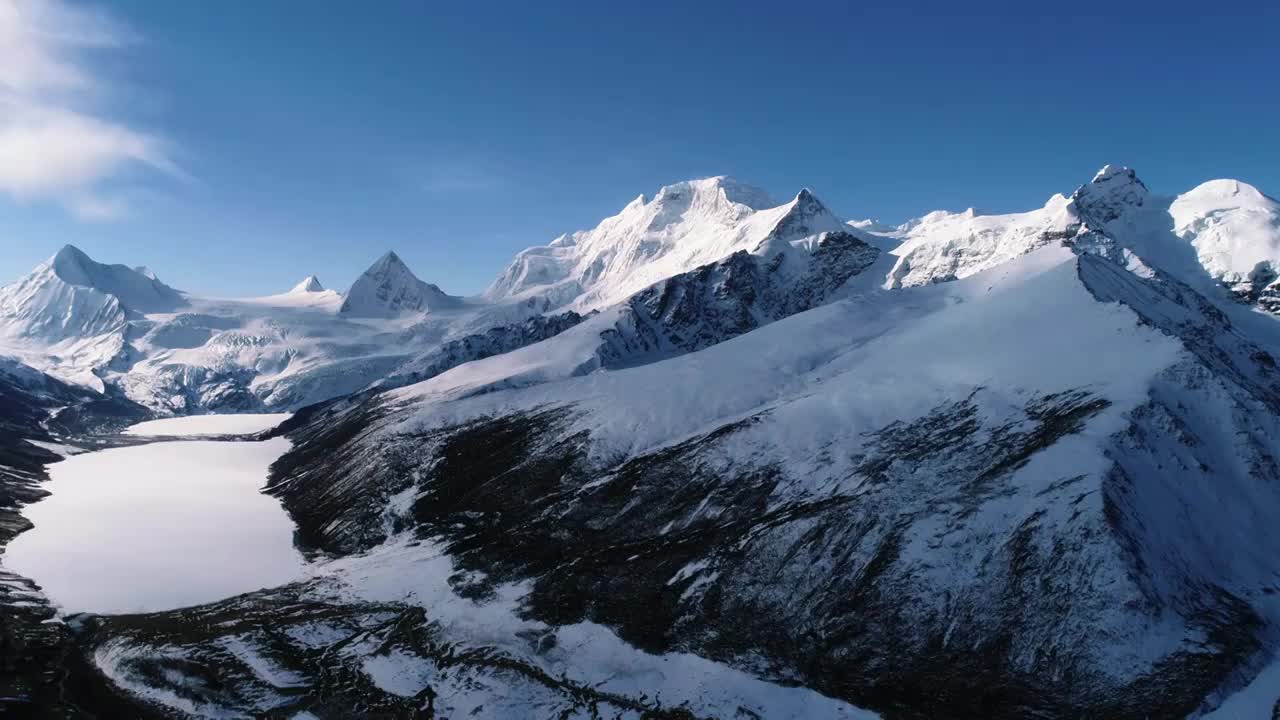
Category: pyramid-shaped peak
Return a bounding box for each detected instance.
[341,251,458,317]
[50,244,93,273]
[290,275,325,293]
[357,251,426,284]
[792,188,828,213]
[370,250,410,271]
[54,243,90,261]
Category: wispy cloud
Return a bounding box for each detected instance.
[0,0,177,220]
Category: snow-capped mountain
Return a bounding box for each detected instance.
[4,165,1280,717]
[1171,178,1280,312]
[486,176,851,312]
[0,244,178,344]
[242,166,1280,719]
[339,251,462,317]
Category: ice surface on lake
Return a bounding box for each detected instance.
[123,413,292,437]
[5,436,305,614]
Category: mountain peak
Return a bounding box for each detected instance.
[1179,178,1276,208]
[792,188,826,214]
[339,251,460,317]
[1092,164,1138,184]
[50,244,93,275]
[758,187,845,246]
[373,250,405,267]
[38,245,183,313]
[290,275,325,294]
[1073,164,1150,225]
[1170,177,1280,297]
[651,176,776,212]
[54,243,89,260]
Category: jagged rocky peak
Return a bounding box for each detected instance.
[1071,164,1150,225]
[339,251,461,318]
[290,275,325,294]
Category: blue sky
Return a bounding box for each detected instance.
[2,0,1277,296]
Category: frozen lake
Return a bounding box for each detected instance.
[6,417,305,614]
[123,412,292,437]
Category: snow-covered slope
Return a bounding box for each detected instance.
[884,194,1078,288]
[486,176,850,312]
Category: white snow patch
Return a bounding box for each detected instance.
[218,635,309,688]
[315,537,877,718]
[360,650,436,697]
[1199,656,1280,719]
